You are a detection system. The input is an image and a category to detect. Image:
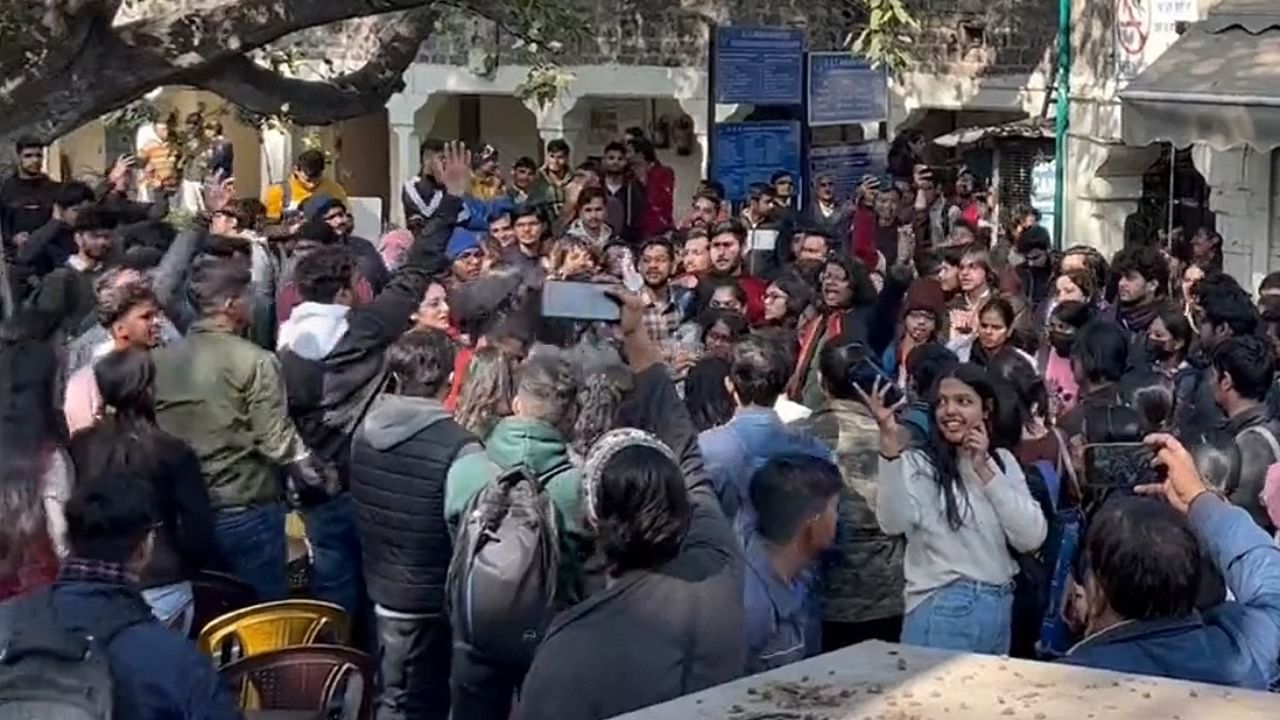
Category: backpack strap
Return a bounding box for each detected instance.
[1243,425,1280,464]
[1051,427,1081,508]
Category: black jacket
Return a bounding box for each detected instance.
[278,195,459,482]
[604,177,645,245]
[1223,404,1280,532]
[10,218,75,300]
[521,365,745,720]
[349,395,480,613]
[0,173,57,241]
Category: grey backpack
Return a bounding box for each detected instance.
[0,589,151,720]
[447,462,570,666]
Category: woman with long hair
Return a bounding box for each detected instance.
[789,255,878,407]
[865,363,1047,654]
[684,356,735,432]
[0,311,72,602]
[68,347,214,632]
[1145,306,1200,435]
[454,346,517,440]
[970,297,1036,368]
[761,272,813,335]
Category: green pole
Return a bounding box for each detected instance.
[1052,0,1071,248]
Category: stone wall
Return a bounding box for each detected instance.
[416,0,1058,76]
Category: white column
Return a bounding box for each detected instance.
[1193,145,1271,289]
[259,126,292,192]
[677,96,711,179]
[388,123,419,228]
[524,96,582,155]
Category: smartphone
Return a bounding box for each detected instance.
[541,281,620,322]
[845,351,904,408]
[1082,443,1161,489]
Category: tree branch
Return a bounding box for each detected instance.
[186,7,438,125]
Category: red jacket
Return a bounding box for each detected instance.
[850,205,878,268]
[739,275,768,326]
[638,164,675,239]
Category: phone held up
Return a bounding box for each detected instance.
[1082,442,1163,489]
[843,343,904,408]
[541,281,621,323]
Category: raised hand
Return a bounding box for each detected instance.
[437,141,473,197]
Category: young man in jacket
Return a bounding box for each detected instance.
[0,473,240,720]
[276,142,471,621]
[153,255,331,602]
[350,329,482,720]
[1210,336,1280,531]
[1062,434,1280,688]
[444,347,584,720]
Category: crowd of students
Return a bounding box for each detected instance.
[1,126,1280,720]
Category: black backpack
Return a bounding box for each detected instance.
[446,462,572,667]
[0,589,152,720]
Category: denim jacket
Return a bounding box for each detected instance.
[698,407,833,533]
[1062,495,1280,689]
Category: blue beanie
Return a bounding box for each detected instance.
[445,227,481,261]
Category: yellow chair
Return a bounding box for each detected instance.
[197,599,350,667]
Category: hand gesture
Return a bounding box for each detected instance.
[963,423,991,462]
[1135,433,1209,515]
[204,171,235,213]
[855,378,905,431]
[436,141,472,197]
[108,154,135,188]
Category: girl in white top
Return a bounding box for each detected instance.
[861,363,1047,655]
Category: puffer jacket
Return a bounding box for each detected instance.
[794,399,905,624]
[349,394,480,614]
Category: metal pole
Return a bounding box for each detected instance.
[1052,0,1071,247]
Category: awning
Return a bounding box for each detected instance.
[1119,1,1280,151]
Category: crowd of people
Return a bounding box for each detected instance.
[1,123,1280,720]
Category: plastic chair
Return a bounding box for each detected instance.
[198,599,350,667]
[220,644,373,720]
[189,571,258,640]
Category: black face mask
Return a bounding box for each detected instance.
[1146,338,1174,360]
[1049,331,1074,356]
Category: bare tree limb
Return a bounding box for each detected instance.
[186,7,438,125]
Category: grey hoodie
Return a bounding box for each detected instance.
[360,393,481,455]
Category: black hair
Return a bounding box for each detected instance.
[64,471,157,564]
[818,339,865,401]
[1050,299,1097,330]
[294,245,355,303]
[511,204,542,223]
[747,183,775,201]
[572,371,628,458]
[1017,225,1051,254]
[639,236,675,262]
[989,351,1048,424]
[73,206,118,233]
[979,296,1015,329]
[698,308,749,341]
[419,138,445,158]
[905,343,959,399]
[96,274,157,329]
[1212,335,1275,402]
[1071,321,1129,385]
[709,218,747,245]
[923,363,1009,530]
[513,156,537,171]
[770,170,793,184]
[386,329,456,399]
[822,255,879,308]
[1153,306,1193,358]
[769,271,814,321]
[594,445,689,575]
[1061,245,1111,299]
[577,185,607,208]
[1260,271,1280,295]
[1199,278,1258,337]
[915,251,943,279]
[515,349,581,434]
[628,137,658,163]
[487,206,513,225]
[1112,245,1169,298]
[603,141,627,155]
[751,455,843,545]
[684,356,735,432]
[299,218,338,245]
[54,181,95,209]
[941,245,967,268]
[696,275,748,315]
[730,333,790,407]
[14,136,43,153]
[1120,370,1174,433]
[545,139,570,156]
[1084,496,1201,621]
[189,256,250,316]
[295,149,326,176]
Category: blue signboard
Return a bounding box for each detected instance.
[807,52,889,126]
[808,142,888,202]
[714,27,805,105]
[713,121,803,203]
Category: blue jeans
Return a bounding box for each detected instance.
[301,492,363,621]
[214,503,287,602]
[902,579,1014,655]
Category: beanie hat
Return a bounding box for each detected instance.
[902,278,947,320]
[445,227,481,261]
